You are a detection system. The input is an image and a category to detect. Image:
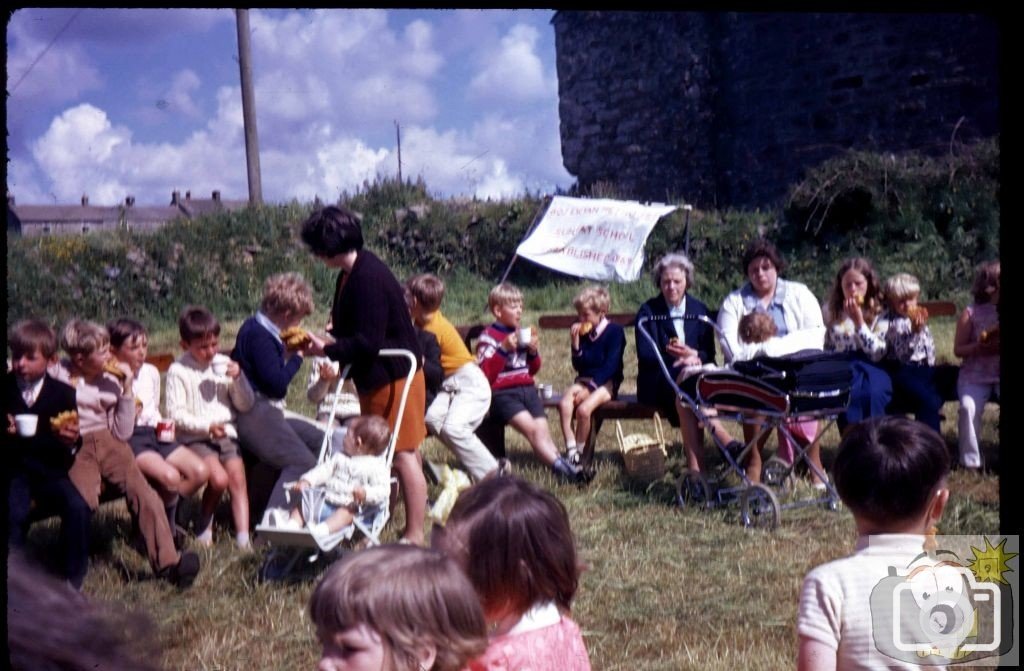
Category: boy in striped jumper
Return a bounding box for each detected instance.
[476,283,584,483]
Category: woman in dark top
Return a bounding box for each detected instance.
[301,205,428,545]
[635,253,735,474]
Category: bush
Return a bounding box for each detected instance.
[7,144,999,334]
[782,138,999,302]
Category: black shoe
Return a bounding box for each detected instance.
[160,550,200,588]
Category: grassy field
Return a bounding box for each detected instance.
[21,308,1000,670]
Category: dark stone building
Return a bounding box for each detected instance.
[553,11,999,207]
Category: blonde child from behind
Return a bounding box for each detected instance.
[953,260,1000,470]
[274,415,392,543]
[433,475,593,671]
[558,285,625,468]
[406,273,499,481]
[165,305,255,549]
[797,416,950,670]
[476,282,583,483]
[308,543,487,671]
[738,310,778,344]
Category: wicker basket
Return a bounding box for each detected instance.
[616,414,668,483]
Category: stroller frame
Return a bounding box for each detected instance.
[636,314,843,529]
[255,348,418,580]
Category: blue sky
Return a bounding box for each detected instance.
[6,8,573,206]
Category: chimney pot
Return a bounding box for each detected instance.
[81,194,89,206]
[171,190,180,205]
[185,190,191,200]
[125,196,135,207]
[213,190,221,202]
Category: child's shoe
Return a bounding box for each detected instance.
[566,447,582,468]
[552,457,587,484]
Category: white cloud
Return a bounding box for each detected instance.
[7,9,571,208]
[163,69,203,119]
[468,24,553,105]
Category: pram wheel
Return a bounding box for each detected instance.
[761,456,794,492]
[740,484,780,530]
[675,470,711,510]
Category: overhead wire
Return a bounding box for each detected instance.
[9,9,84,95]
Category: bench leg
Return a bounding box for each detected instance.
[582,415,604,467]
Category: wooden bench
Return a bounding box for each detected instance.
[458,315,658,458]
[459,300,961,458]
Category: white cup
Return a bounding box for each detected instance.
[542,384,554,400]
[14,414,38,437]
[518,327,532,346]
[212,354,230,377]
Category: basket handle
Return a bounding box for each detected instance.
[653,412,665,446]
[615,420,626,453]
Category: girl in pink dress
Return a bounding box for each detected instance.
[433,476,592,671]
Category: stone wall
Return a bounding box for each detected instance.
[553,11,999,208]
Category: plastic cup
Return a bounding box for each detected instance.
[212,354,230,377]
[518,327,532,346]
[14,414,38,437]
[156,420,176,443]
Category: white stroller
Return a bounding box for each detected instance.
[255,348,417,581]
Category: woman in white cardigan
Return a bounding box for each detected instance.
[717,239,826,485]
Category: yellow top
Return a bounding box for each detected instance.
[422,310,475,377]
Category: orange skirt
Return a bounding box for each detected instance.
[360,369,426,452]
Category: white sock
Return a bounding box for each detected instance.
[236,531,251,548]
[565,442,578,452]
[196,526,213,545]
[309,522,330,537]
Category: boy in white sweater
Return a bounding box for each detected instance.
[165,306,255,549]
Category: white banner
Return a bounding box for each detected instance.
[515,196,677,282]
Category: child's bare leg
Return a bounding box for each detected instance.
[557,385,583,447]
[197,456,228,544]
[135,452,183,505]
[223,457,249,540]
[322,507,356,534]
[575,387,611,463]
[508,411,560,466]
[165,446,210,497]
[393,450,427,545]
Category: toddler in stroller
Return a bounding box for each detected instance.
[267,414,391,549]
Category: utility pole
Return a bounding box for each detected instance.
[236,9,263,204]
[395,120,403,185]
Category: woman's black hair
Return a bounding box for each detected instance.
[300,205,364,257]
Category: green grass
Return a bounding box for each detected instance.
[21,307,1000,671]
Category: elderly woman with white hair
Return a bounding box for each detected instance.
[635,253,736,473]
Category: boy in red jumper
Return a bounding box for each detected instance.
[476,283,583,482]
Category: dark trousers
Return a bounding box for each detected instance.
[8,467,92,588]
[889,363,944,433]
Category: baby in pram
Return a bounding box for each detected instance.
[268,415,391,542]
